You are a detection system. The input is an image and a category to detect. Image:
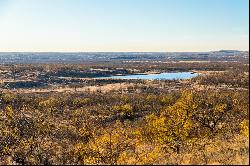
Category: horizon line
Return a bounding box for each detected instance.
[0,49,248,53]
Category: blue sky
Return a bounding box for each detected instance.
[0,0,248,52]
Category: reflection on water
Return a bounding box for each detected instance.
[99,72,198,80]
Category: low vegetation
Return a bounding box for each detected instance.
[0,61,248,165]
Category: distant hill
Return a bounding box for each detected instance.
[212,50,242,54]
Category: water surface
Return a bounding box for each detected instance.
[99,72,198,80]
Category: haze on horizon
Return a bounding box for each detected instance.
[0,0,249,52]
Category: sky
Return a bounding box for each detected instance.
[0,0,249,52]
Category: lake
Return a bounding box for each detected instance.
[98,72,198,80]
